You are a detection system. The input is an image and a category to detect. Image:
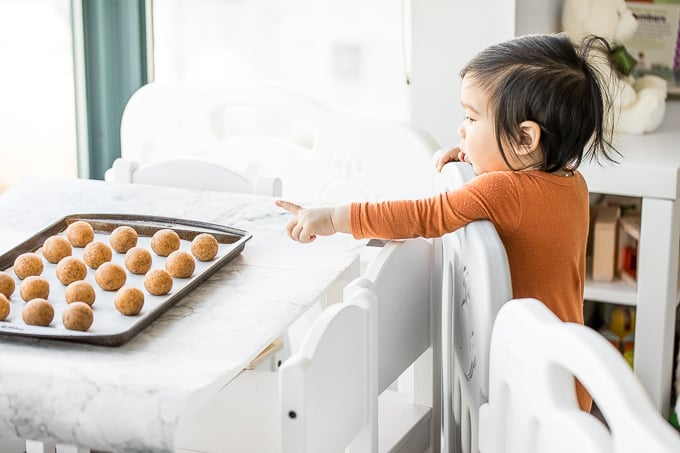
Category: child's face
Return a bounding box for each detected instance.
[457,77,513,174]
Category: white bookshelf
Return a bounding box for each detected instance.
[580,100,680,416]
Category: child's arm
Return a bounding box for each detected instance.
[275,200,350,243]
[435,146,467,172]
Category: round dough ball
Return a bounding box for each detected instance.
[83,241,112,269]
[13,252,44,280]
[95,262,127,291]
[19,276,50,302]
[191,233,219,261]
[66,221,95,247]
[65,280,96,306]
[144,268,173,296]
[125,247,152,275]
[56,256,88,285]
[62,301,94,331]
[42,235,72,264]
[0,293,10,320]
[0,271,16,298]
[165,250,195,278]
[109,226,138,254]
[151,229,180,257]
[114,286,144,316]
[22,298,54,326]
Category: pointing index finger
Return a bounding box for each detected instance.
[275,199,303,214]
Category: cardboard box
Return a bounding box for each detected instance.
[593,206,621,281]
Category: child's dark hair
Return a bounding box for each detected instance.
[460,33,618,172]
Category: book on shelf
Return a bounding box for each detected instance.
[625,0,680,95]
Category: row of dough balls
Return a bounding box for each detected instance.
[0,221,220,331]
[40,221,219,266]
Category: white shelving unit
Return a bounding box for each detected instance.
[580,100,680,416]
[585,270,638,306]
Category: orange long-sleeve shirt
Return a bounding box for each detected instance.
[349,169,592,410]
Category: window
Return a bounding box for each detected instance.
[0,0,77,192]
[151,0,409,119]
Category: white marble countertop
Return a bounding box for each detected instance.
[0,176,363,452]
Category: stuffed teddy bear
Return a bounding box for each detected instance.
[562,0,668,134]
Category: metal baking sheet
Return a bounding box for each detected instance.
[0,213,252,346]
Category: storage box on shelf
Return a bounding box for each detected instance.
[589,194,642,285]
[592,204,621,282]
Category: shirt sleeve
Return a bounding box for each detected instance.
[349,171,523,240]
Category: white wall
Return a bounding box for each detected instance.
[516,0,563,36]
[409,0,563,148]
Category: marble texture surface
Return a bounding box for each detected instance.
[0,176,363,452]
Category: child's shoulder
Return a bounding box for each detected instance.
[472,170,522,184]
[465,171,525,198]
[476,170,584,184]
[471,170,585,194]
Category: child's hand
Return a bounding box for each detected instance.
[435,146,468,172]
[275,200,338,243]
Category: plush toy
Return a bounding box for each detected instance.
[562,0,668,134]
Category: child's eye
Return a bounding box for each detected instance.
[464,115,476,123]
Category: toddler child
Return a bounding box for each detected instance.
[276,33,619,411]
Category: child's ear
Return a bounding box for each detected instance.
[517,120,541,155]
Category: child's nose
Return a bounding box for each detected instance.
[458,122,466,138]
